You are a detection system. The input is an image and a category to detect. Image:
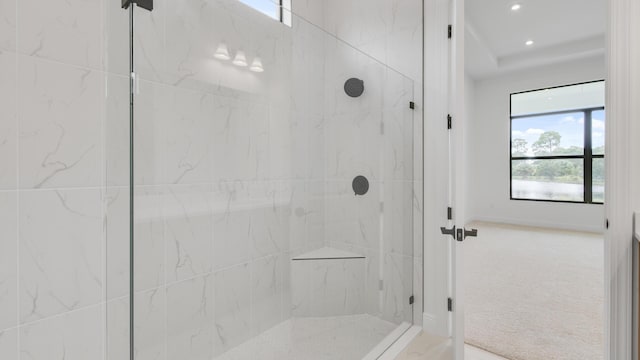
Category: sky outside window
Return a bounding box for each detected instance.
[238,0,279,20]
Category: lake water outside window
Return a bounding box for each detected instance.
[510,81,605,203]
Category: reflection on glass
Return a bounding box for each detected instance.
[592,158,605,203]
[511,112,584,157]
[592,110,605,155]
[512,159,584,202]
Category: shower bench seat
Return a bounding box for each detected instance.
[291,247,366,317]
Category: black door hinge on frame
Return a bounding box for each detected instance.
[447,114,452,129]
[448,297,453,312]
[447,207,452,220]
[409,295,415,305]
[448,25,452,39]
[409,101,415,110]
[122,0,153,11]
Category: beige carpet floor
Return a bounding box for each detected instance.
[464,222,604,360]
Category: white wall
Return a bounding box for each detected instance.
[467,56,606,233]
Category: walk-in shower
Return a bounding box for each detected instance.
[0,0,423,359]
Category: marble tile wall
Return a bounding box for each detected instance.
[294,0,424,325]
[0,0,423,359]
[0,0,129,358]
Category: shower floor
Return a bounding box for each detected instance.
[214,314,401,360]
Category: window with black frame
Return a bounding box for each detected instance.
[510,81,605,203]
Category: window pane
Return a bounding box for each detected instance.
[238,0,280,21]
[592,110,605,155]
[512,159,584,201]
[512,112,584,156]
[511,81,605,117]
[592,157,605,203]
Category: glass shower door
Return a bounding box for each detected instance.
[128,1,417,359]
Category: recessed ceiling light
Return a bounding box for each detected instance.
[511,4,521,11]
[525,40,534,46]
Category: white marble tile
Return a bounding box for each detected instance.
[291,0,325,29]
[305,181,325,249]
[20,304,103,360]
[166,275,213,360]
[19,189,102,323]
[17,0,103,70]
[0,192,16,332]
[132,0,166,83]
[281,251,292,319]
[322,41,384,180]
[290,18,325,118]
[135,287,166,360]
[268,105,294,180]
[382,70,415,182]
[324,0,390,66]
[164,185,213,282]
[134,186,165,292]
[105,187,130,300]
[284,181,310,253]
[382,253,413,324]
[102,0,130,76]
[386,0,424,82]
[213,263,251,357]
[0,328,17,360]
[164,0,289,95]
[18,56,103,189]
[0,0,15,52]
[134,80,170,186]
[0,52,16,190]
[290,258,309,316]
[163,88,215,185]
[251,254,283,335]
[106,297,130,360]
[292,257,365,317]
[212,181,250,270]
[355,180,382,250]
[105,74,131,187]
[324,180,357,225]
[248,182,289,259]
[384,181,414,257]
[364,249,382,317]
[211,96,269,182]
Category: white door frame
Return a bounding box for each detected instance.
[423,0,640,359]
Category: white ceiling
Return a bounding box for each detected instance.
[465,0,606,79]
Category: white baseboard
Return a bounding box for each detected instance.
[468,215,604,234]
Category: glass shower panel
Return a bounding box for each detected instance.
[130,0,415,359]
[0,0,129,358]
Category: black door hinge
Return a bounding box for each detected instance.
[447,207,452,220]
[447,114,452,129]
[448,25,452,39]
[448,297,453,312]
[409,295,415,305]
[122,0,153,11]
[409,101,415,109]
